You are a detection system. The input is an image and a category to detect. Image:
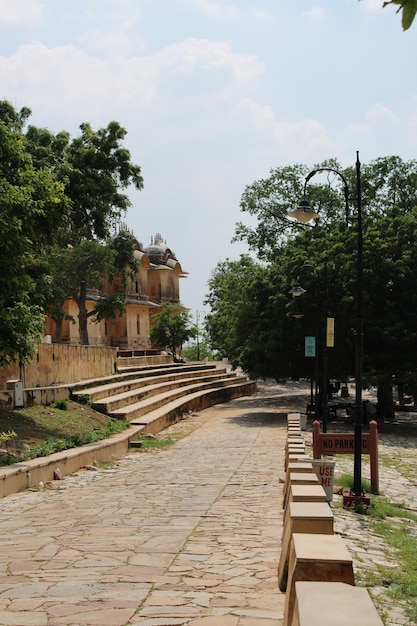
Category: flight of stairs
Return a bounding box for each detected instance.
[71,362,257,436]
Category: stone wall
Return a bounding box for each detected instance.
[0,343,117,389]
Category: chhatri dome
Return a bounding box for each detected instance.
[144,233,177,265]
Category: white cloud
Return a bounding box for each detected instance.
[75,0,145,56]
[250,7,271,21]
[348,103,398,137]
[303,7,328,22]
[237,98,339,160]
[180,0,241,19]
[0,37,263,133]
[362,0,384,13]
[151,38,262,82]
[365,102,398,124]
[0,0,42,24]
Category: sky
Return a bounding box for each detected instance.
[0,0,415,320]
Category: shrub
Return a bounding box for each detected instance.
[53,398,69,411]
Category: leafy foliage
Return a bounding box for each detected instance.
[0,100,144,357]
[205,156,417,407]
[383,0,417,30]
[182,341,220,361]
[0,102,69,365]
[65,121,143,242]
[149,302,197,359]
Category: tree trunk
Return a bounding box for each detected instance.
[377,377,395,420]
[76,283,90,346]
[54,317,63,344]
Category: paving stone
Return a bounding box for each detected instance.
[0,381,414,625]
[0,610,48,625]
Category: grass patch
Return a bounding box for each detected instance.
[0,400,130,465]
[136,435,175,450]
[335,472,374,494]
[378,451,417,483]
[337,473,417,622]
[369,518,417,623]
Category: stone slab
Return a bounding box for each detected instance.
[291,581,384,626]
[284,533,354,626]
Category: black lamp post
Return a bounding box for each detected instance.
[289,151,364,497]
[289,264,328,432]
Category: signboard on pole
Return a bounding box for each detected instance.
[305,336,316,357]
[326,317,335,347]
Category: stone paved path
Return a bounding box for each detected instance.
[0,382,300,626]
[0,380,415,625]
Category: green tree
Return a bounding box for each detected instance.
[149,302,197,361]
[383,0,417,30]
[205,255,296,379]
[0,102,144,357]
[60,121,143,344]
[65,121,143,242]
[60,230,139,345]
[182,341,219,361]
[207,156,417,418]
[0,101,69,366]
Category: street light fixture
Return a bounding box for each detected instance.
[288,283,306,297]
[292,311,304,320]
[290,151,364,498]
[288,199,320,223]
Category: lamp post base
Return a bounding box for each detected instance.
[343,490,371,510]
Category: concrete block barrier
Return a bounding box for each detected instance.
[278,501,334,591]
[291,581,384,626]
[283,533,355,626]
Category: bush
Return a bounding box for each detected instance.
[53,398,69,410]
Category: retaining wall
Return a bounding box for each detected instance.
[0,344,118,389]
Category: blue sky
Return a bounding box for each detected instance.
[0,0,414,319]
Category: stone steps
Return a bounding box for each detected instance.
[110,375,250,421]
[72,365,226,405]
[128,380,256,434]
[71,363,218,397]
[71,362,256,434]
[87,372,237,414]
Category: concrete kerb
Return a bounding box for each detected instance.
[0,423,146,498]
[282,412,384,625]
[0,381,257,499]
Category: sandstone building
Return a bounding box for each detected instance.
[45,233,187,350]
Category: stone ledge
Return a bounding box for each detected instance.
[0,424,145,499]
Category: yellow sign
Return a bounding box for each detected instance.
[326,317,335,347]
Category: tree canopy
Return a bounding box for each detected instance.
[0,102,69,366]
[149,302,197,361]
[205,155,417,417]
[382,0,417,30]
[0,100,143,362]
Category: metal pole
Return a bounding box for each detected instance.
[321,261,328,433]
[353,151,363,495]
[196,310,200,361]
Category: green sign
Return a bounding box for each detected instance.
[305,336,316,357]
